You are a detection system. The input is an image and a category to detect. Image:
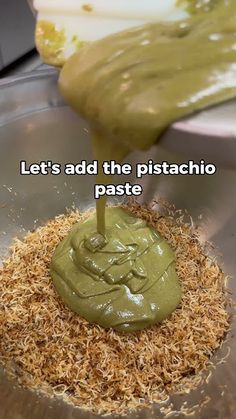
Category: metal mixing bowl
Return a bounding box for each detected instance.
[0,70,236,419]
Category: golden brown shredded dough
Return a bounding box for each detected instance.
[0,202,230,415]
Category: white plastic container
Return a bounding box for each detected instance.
[33,0,188,66]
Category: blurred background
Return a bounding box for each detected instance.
[0,0,49,77]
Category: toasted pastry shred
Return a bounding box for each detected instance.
[0,202,230,415]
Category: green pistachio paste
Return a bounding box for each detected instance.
[59,0,236,153]
[51,207,181,332]
[52,0,236,332]
[177,0,221,14]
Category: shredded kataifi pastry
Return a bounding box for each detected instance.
[0,202,230,415]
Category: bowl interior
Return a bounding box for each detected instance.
[0,71,236,419]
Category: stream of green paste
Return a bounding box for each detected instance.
[51,0,236,332]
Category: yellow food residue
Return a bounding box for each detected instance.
[35,20,66,67]
[82,3,93,12]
